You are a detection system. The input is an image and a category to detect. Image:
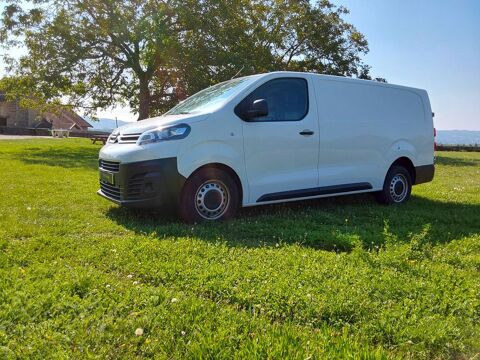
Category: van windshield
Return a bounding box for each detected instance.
[165,76,257,115]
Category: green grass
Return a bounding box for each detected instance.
[0,138,479,359]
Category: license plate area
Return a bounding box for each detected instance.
[100,170,115,185]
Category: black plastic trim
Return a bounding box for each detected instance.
[97,157,186,208]
[414,164,435,184]
[257,182,373,203]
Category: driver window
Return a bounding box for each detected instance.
[237,78,308,122]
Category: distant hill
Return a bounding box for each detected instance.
[437,130,480,146]
[85,118,130,133]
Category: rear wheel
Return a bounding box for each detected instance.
[179,167,240,223]
[375,165,412,205]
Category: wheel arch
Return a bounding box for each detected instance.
[186,163,244,204]
[389,156,416,184]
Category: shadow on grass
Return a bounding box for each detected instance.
[435,155,479,167]
[18,146,100,170]
[106,194,480,252]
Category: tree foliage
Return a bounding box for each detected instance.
[1,0,371,120]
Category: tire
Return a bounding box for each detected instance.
[375,165,412,205]
[179,167,240,223]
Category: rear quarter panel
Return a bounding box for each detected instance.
[314,77,433,190]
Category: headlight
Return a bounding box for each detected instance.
[137,124,191,146]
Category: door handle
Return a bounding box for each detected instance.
[299,130,314,136]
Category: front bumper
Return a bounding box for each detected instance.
[97,157,186,208]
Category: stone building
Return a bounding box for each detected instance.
[0,94,92,131]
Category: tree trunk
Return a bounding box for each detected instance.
[138,76,151,121]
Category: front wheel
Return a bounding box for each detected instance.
[179,167,240,223]
[375,165,412,205]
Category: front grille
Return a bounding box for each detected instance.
[107,132,141,144]
[118,134,141,144]
[100,181,122,201]
[127,174,145,199]
[99,159,120,172]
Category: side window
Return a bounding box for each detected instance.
[235,78,308,121]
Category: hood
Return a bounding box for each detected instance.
[116,113,210,135]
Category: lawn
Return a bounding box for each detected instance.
[0,138,479,359]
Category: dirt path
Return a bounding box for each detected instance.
[0,135,52,140]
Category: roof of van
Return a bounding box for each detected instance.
[260,71,427,94]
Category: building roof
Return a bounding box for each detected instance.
[44,109,92,130]
[0,93,92,130]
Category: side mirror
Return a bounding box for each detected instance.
[244,99,268,120]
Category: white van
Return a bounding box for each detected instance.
[98,71,435,222]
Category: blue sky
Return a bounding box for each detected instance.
[1,1,479,129]
[331,0,480,130]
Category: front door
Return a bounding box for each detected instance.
[238,76,319,203]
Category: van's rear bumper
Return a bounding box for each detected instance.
[97,157,186,208]
[414,164,435,184]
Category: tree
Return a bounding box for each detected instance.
[1,0,371,120]
[170,0,371,98]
